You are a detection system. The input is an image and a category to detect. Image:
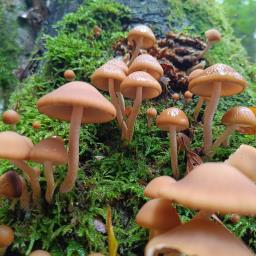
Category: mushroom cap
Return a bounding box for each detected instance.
[226,144,256,182]
[188,69,204,82]
[37,81,116,123]
[136,198,180,231]
[29,250,51,256]
[221,106,256,127]
[2,110,20,125]
[106,58,128,74]
[0,131,33,160]
[63,69,75,81]
[189,64,247,97]
[91,63,126,92]
[120,71,162,100]
[145,218,254,256]
[128,54,163,80]
[144,176,176,199]
[128,25,156,49]
[32,121,41,129]
[157,162,256,215]
[29,137,68,165]
[0,171,22,198]
[147,107,157,117]
[156,108,189,132]
[237,106,256,134]
[184,91,193,99]
[205,29,221,43]
[0,225,14,247]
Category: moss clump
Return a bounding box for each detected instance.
[0,0,256,255]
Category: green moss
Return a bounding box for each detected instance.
[0,0,256,255]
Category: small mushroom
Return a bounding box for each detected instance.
[171,93,180,101]
[29,250,51,256]
[156,107,189,179]
[63,69,76,81]
[201,28,221,56]
[236,106,256,136]
[189,64,247,153]
[29,137,68,203]
[0,171,22,199]
[184,90,193,103]
[0,225,14,256]
[146,107,157,127]
[2,110,20,126]
[32,121,41,129]
[208,107,256,157]
[37,81,116,193]
[128,25,156,65]
[120,71,162,142]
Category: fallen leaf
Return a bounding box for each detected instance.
[186,150,203,174]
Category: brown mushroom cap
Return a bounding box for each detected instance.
[0,225,14,248]
[29,137,68,165]
[32,121,41,129]
[158,162,256,215]
[2,110,20,125]
[145,218,254,256]
[184,91,193,99]
[237,106,256,134]
[136,198,180,230]
[120,71,162,99]
[205,29,221,43]
[0,171,22,198]
[64,70,76,81]
[226,144,256,182]
[147,107,157,118]
[144,176,176,199]
[106,59,128,74]
[156,108,189,132]
[29,250,51,256]
[128,25,156,49]
[0,131,33,160]
[91,64,126,92]
[188,69,204,82]
[128,54,163,80]
[221,106,256,127]
[189,64,247,97]
[37,81,116,123]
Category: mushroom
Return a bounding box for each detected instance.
[32,121,41,129]
[171,93,180,101]
[0,131,40,204]
[136,198,180,239]
[127,25,156,66]
[37,81,116,193]
[91,63,127,138]
[189,64,247,153]
[29,136,68,203]
[29,250,51,256]
[184,90,193,103]
[0,225,14,256]
[128,54,163,80]
[0,171,22,199]
[208,106,256,157]
[156,107,189,179]
[146,107,157,128]
[120,71,162,142]
[64,69,76,81]
[2,110,20,127]
[145,218,253,256]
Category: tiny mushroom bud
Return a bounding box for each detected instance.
[230,214,241,224]
[0,225,14,256]
[146,107,157,127]
[128,25,156,66]
[2,110,20,125]
[32,121,41,129]
[93,25,102,38]
[156,107,189,179]
[171,93,180,101]
[63,69,76,81]
[184,90,193,103]
[29,250,51,256]
[37,81,116,193]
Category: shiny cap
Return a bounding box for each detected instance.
[0,225,14,247]
[205,29,221,43]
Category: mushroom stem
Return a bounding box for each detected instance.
[128,37,142,67]
[203,82,221,154]
[147,117,153,128]
[194,97,204,121]
[127,87,142,142]
[44,161,54,203]
[207,125,237,157]
[169,127,179,179]
[116,91,125,116]
[109,78,127,139]
[198,42,212,58]
[60,106,83,193]
[11,160,40,204]
[19,176,30,210]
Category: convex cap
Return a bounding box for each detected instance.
[205,29,221,43]
[37,81,116,123]
[0,225,14,248]
[30,250,51,256]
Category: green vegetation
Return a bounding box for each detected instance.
[0,0,256,255]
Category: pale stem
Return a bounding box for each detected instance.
[198,42,212,58]
[127,87,142,142]
[169,127,179,179]
[116,91,125,116]
[147,116,153,128]
[128,37,142,67]
[44,161,55,203]
[19,176,30,210]
[194,97,204,121]
[203,82,221,154]
[11,160,41,205]
[109,78,128,139]
[207,125,237,158]
[60,106,83,193]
